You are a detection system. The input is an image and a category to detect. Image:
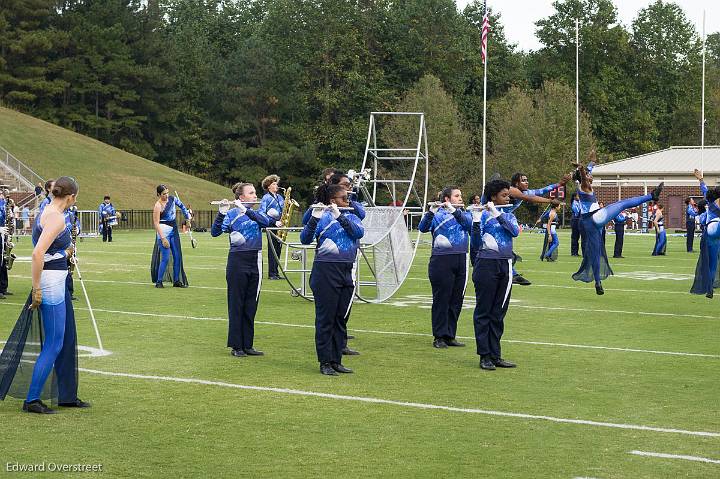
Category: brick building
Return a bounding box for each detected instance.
[591,146,720,229]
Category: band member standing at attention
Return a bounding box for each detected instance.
[540,203,560,262]
[418,186,472,349]
[472,179,519,371]
[469,194,482,265]
[301,184,364,376]
[151,185,191,288]
[570,193,580,256]
[64,206,80,301]
[572,158,662,295]
[690,169,720,298]
[38,179,55,215]
[652,204,667,256]
[612,211,627,258]
[686,197,698,252]
[212,183,271,357]
[98,195,116,243]
[260,175,285,280]
[0,177,89,414]
[0,192,12,300]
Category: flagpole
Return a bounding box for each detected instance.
[701,10,706,175]
[481,7,489,190]
[576,18,579,165]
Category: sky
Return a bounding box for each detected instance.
[455,0,719,51]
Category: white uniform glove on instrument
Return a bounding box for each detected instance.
[0,226,7,235]
[445,202,456,214]
[429,203,440,214]
[329,203,341,219]
[234,200,247,215]
[311,203,326,219]
[218,200,230,215]
[486,201,501,218]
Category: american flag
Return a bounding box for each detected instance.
[481,7,490,64]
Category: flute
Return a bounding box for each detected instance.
[210,200,262,205]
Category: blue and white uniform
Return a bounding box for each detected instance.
[98,202,116,242]
[571,197,581,256]
[301,208,364,366]
[151,195,191,286]
[652,212,666,256]
[418,207,472,342]
[540,210,559,261]
[260,192,284,279]
[212,205,272,351]
[691,183,720,297]
[472,208,520,359]
[686,203,698,252]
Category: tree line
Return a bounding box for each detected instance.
[1,0,718,204]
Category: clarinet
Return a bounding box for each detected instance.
[69,206,79,274]
[3,198,16,270]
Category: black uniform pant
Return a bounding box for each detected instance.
[310,261,354,364]
[613,224,625,257]
[687,221,695,252]
[102,224,113,242]
[267,235,282,277]
[0,245,8,294]
[472,257,512,358]
[429,253,466,340]
[65,258,74,297]
[226,251,261,350]
[570,217,580,255]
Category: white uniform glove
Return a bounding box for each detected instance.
[233,200,247,215]
[329,203,341,219]
[218,199,230,215]
[275,220,283,227]
[486,201,501,218]
[471,209,482,223]
[429,203,440,214]
[444,201,456,214]
[311,203,326,219]
[186,213,192,221]
[0,226,7,235]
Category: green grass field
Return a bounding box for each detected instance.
[1,229,718,478]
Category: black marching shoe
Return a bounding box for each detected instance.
[446,338,466,347]
[433,338,448,349]
[0,293,5,300]
[155,282,164,288]
[173,281,188,288]
[243,348,264,356]
[3,291,12,295]
[71,295,78,301]
[330,362,353,374]
[480,357,496,371]
[595,283,604,295]
[230,348,247,357]
[23,400,56,414]
[651,182,664,202]
[706,290,714,299]
[346,334,355,340]
[320,362,339,376]
[341,347,360,356]
[512,275,532,286]
[268,275,282,280]
[492,357,517,368]
[58,399,91,408]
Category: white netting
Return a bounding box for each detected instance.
[358,207,414,302]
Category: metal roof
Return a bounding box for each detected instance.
[592,146,720,176]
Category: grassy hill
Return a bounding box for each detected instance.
[0,107,229,210]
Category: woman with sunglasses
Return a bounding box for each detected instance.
[301,184,364,376]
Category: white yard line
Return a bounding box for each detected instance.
[76,367,720,438]
[628,450,720,464]
[2,302,714,359]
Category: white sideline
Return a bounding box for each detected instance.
[75,367,720,438]
[629,450,720,464]
[2,301,714,359]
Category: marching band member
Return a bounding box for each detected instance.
[612,211,627,258]
[260,175,284,280]
[540,203,559,262]
[301,184,364,375]
[472,179,519,370]
[65,206,80,300]
[690,170,720,298]
[0,191,11,300]
[686,198,698,252]
[151,184,191,288]
[212,182,271,357]
[37,179,54,215]
[98,195,116,243]
[0,177,89,413]
[570,192,581,256]
[651,204,667,256]
[572,158,662,295]
[470,194,483,266]
[418,186,472,349]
